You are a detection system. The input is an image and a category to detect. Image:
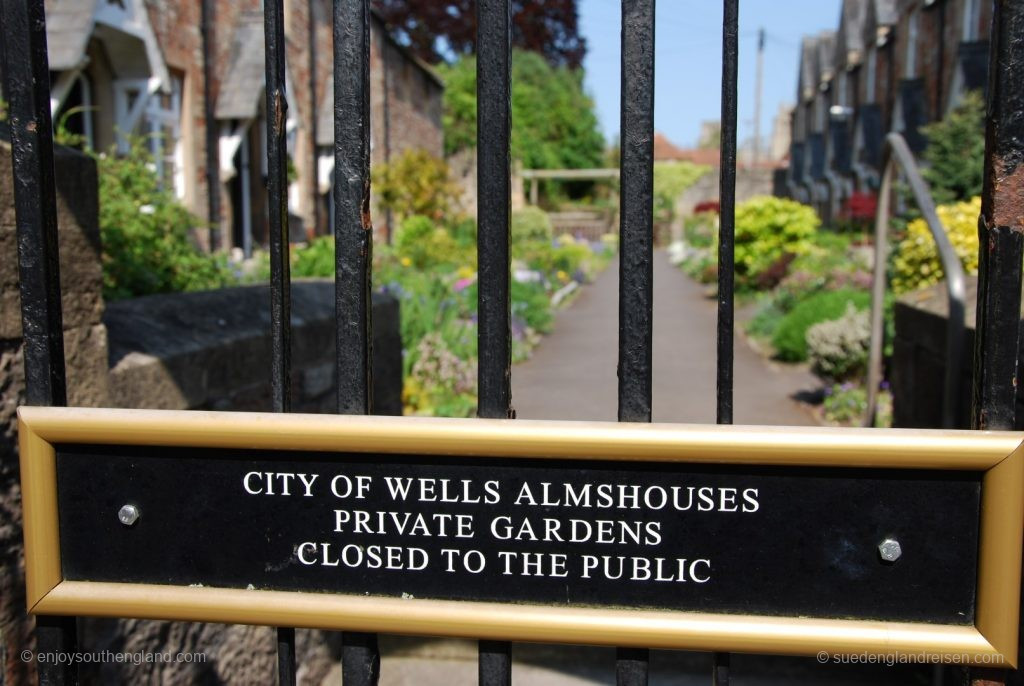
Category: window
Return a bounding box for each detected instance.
[145,74,184,198]
[905,9,919,78]
[963,0,980,41]
[866,48,877,102]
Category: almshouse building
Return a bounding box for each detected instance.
[37,0,444,252]
[783,0,992,222]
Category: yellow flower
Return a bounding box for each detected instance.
[456,265,475,279]
[556,270,569,282]
[400,256,412,267]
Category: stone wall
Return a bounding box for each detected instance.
[105,283,401,415]
[891,276,1024,430]
[0,140,109,685]
[1,136,402,683]
[678,168,775,218]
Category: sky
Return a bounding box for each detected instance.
[579,0,843,149]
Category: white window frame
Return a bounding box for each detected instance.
[905,9,919,78]
[866,48,877,103]
[963,0,981,41]
[144,75,184,198]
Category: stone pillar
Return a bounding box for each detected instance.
[0,141,110,684]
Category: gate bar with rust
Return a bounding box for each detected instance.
[0,0,77,683]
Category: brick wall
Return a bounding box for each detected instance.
[132,1,443,247]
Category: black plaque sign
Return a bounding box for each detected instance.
[57,445,980,624]
[16,408,1024,662]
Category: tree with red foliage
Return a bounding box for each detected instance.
[372,0,586,68]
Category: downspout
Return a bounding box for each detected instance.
[935,0,946,119]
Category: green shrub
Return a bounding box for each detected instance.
[511,207,553,246]
[806,303,870,381]
[292,236,335,278]
[732,196,819,290]
[892,196,980,295]
[371,148,462,223]
[394,215,457,270]
[922,91,985,205]
[772,289,870,362]
[746,296,786,340]
[96,138,234,300]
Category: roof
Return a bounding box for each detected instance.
[44,0,98,71]
[369,11,444,90]
[864,0,899,46]
[216,12,265,120]
[653,133,720,165]
[836,0,868,70]
[816,31,837,85]
[798,36,819,102]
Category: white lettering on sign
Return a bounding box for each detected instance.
[242,472,764,586]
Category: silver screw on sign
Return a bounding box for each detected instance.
[878,538,902,562]
[118,504,140,527]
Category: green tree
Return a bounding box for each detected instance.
[653,161,710,222]
[371,148,463,223]
[922,91,986,205]
[438,50,604,171]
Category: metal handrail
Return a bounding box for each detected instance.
[865,132,966,428]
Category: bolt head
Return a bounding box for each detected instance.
[878,538,902,562]
[118,504,140,527]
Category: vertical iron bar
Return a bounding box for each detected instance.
[476,0,513,421]
[477,0,513,681]
[714,3,739,682]
[717,0,739,426]
[617,1,655,685]
[973,0,1024,433]
[335,1,377,683]
[973,3,1024,686]
[617,0,655,426]
[713,651,731,686]
[479,641,511,686]
[201,0,220,251]
[277,628,296,685]
[264,0,295,682]
[0,1,78,682]
[308,0,319,236]
[334,0,373,416]
[265,0,291,415]
[616,647,649,686]
[2,0,66,409]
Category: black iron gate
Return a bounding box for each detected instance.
[2,0,1023,685]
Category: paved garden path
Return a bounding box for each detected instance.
[511,251,819,425]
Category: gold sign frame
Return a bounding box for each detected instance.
[17,406,1024,665]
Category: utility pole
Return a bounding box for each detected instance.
[753,27,765,167]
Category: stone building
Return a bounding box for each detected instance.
[783,0,992,220]
[41,0,444,252]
